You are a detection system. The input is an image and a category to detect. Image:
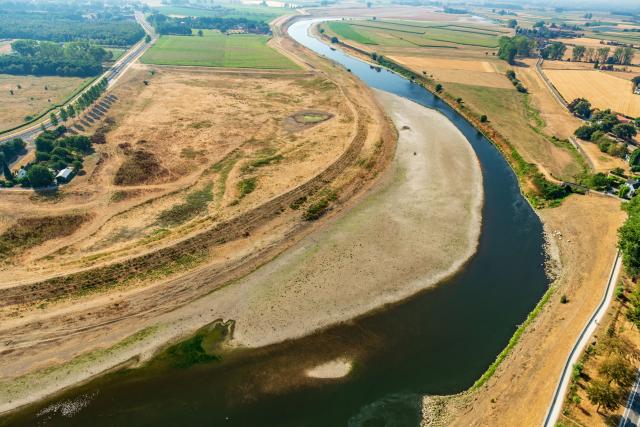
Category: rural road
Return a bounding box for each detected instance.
[0,11,155,146]
[620,369,640,427]
[543,251,622,426]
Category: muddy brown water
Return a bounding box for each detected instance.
[1,19,550,427]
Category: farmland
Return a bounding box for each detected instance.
[141,31,298,69]
[156,4,290,22]
[543,68,640,117]
[324,19,505,49]
[0,74,89,131]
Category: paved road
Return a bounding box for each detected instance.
[0,11,155,146]
[621,369,640,427]
[543,251,622,427]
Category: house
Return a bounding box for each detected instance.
[616,114,632,124]
[625,178,640,197]
[16,168,27,179]
[55,167,74,184]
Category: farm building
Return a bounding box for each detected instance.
[55,167,74,183]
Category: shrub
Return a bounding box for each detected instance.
[237,177,257,198]
[435,83,443,93]
[480,115,488,123]
[561,294,569,304]
[303,199,329,221]
[574,125,597,140]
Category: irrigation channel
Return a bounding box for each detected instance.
[3,18,550,427]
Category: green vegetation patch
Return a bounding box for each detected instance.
[141,31,298,69]
[237,177,257,198]
[326,22,379,45]
[0,214,89,260]
[150,321,232,369]
[157,182,214,226]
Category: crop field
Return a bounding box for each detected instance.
[325,19,502,48]
[0,74,89,131]
[544,69,640,117]
[141,31,297,69]
[156,4,289,22]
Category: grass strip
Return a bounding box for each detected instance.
[472,286,554,389]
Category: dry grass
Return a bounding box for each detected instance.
[390,55,512,88]
[544,68,640,116]
[0,215,89,261]
[0,74,88,131]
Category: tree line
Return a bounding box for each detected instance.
[148,14,270,35]
[0,11,144,46]
[0,40,111,77]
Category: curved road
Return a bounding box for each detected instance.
[0,11,155,147]
[543,251,622,426]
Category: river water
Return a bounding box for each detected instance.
[2,19,549,427]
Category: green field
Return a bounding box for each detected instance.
[156,4,289,23]
[141,30,297,69]
[325,20,500,48]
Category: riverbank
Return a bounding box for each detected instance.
[422,194,625,426]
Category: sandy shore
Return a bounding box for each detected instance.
[1,91,483,414]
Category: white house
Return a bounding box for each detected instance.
[55,167,74,183]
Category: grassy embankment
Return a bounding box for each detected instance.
[141,30,298,69]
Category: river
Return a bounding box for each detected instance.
[1,18,549,427]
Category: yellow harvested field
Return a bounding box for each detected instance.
[389,55,513,88]
[544,69,640,116]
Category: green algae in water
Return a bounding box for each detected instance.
[151,320,233,369]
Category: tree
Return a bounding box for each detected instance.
[541,42,566,60]
[599,356,636,388]
[197,29,203,36]
[572,45,586,62]
[575,125,597,140]
[0,152,12,181]
[613,123,637,140]
[533,20,545,28]
[585,47,596,62]
[586,379,620,413]
[480,115,488,122]
[145,34,151,43]
[35,136,54,153]
[26,164,54,188]
[59,108,68,122]
[568,98,592,119]
[66,104,75,118]
[49,112,58,126]
[330,36,338,43]
[507,19,517,28]
[622,47,635,65]
[435,83,443,92]
[619,197,640,276]
[597,47,611,64]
